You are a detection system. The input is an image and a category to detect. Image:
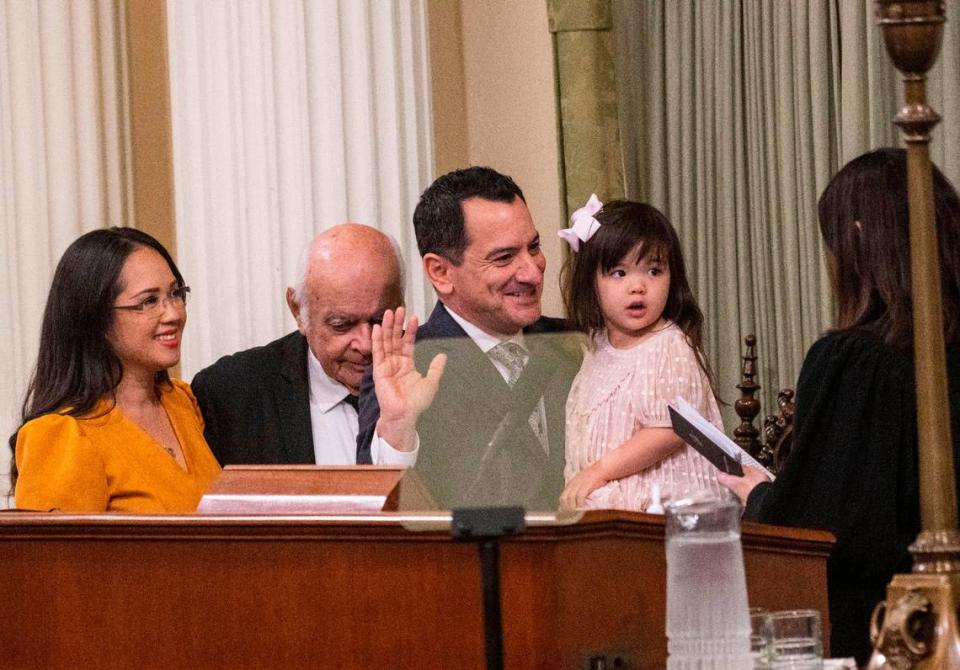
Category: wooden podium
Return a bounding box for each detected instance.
[0,508,831,669]
[196,465,439,514]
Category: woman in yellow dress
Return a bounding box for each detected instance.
[9,227,220,512]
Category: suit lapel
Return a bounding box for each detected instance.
[419,305,571,464]
[512,334,561,462]
[418,304,511,416]
[275,332,316,464]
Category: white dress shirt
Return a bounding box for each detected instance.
[308,349,417,466]
[444,305,549,453]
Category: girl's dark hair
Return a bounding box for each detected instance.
[8,227,184,489]
[561,200,717,394]
[818,148,960,348]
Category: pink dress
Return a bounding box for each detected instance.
[564,322,725,511]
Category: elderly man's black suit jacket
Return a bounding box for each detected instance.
[357,303,580,510]
[191,331,317,465]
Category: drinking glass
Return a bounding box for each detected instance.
[769,609,822,669]
[750,608,773,669]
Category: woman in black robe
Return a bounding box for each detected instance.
[719,148,960,664]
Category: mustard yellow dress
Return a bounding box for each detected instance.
[14,379,221,513]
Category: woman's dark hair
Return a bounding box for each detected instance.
[818,148,960,348]
[561,200,717,394]
[8,227,184,488]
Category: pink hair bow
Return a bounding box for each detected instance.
[558,193,603,252]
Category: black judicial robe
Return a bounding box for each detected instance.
[744,329,960,664]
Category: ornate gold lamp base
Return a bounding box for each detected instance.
[868,530,960,669]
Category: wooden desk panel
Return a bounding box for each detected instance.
[0,511,832,669]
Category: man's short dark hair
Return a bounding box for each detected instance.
[413,166,525,264]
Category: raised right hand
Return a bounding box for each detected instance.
[372,307,446,451]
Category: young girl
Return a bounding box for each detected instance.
[558,195,725,512]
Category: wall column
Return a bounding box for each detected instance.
[547,0,624,217]
[125,0,176,256]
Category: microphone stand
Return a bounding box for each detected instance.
[450,506,526,670]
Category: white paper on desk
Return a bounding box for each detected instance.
[669,395,775,481]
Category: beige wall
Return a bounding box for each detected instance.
[428,0,566,317]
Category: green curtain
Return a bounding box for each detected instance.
[548,0,625,218]
[610,0,960,422]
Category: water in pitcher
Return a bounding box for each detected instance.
[665,500,752,670]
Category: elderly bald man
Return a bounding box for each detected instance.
[192,224,413,466]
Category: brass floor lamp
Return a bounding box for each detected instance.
[869,1,960,668]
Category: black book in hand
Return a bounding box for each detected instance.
[668,396,775,479]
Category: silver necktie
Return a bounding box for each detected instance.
[489,342,547,452]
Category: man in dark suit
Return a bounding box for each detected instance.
[192,223,412,467]
[358,167,579,510]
